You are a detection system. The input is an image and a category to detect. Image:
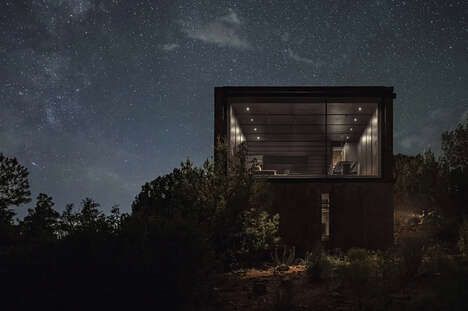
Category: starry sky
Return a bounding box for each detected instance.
[1,0,466,215]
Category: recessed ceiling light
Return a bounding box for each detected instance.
[253,127,257,131]
[246,107,250,112]
[349,128,353,131]
[250,118,254,122]
[256,136,260,140]
[358,107,362,111]
[353,117,358,122]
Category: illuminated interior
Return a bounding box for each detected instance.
[228,98,380,177]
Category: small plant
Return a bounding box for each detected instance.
[271,245,295,272]
[304,245,331,281]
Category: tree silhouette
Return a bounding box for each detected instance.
[20,193,60,242]
[441,116,468,216]
[78,197,108,233]
[132,144,279,267]
[0,153,31,222]
[441,116,468,170]
[0,153,31,245]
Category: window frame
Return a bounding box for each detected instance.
[215,87,394,182]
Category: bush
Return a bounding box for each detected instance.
[420,243,449,276]
[304,246,333,282]
[410,256,468,310]
[457,218,468,257]
[238,208,280,263]
[272,245,296,272]
[398,237,425,282]
[1,215,215,309]
[342,248,379,309]
[132,152,280,269]
[272,278,295,311]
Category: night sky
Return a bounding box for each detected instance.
[1,0,466,215]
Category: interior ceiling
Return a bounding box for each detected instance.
[231,101,377,156]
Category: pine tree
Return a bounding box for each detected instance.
[0,153,31,244]
[0,153,31,223]
[21,193,60,242]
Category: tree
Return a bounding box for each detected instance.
[106,205,126,234]
[0,153,31,224]
[440,116,468,216]
[441,116,468,170]
[0,153,31,245]
[394,150,441,197]
[57,203,77,238]
[20,193,60,242]
[77,197,108,233]
[131,144,279,267]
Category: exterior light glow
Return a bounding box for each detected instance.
[246,107,250,112]
[250,118,254,122]
[358,107,362,111]
[349,127,353,131]
[346,136,350,140]
[253,127,257,131]
[353,117,358,122]
[256,136,260,140]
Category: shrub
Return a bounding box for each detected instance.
[409,256,468,310]
[272,245,296,272]
[457,218,468,257]
[132,150,280,269]
[342,248,379,309]
[374,249,401,292]
[238,208,280,262]
[398,237,425,282]
[304,246,333,282]
[420,243,449,276]
[272,278,295,311]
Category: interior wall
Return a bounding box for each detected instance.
[356,109,379,176]
[229,107,245,155]
[343,142,358,162]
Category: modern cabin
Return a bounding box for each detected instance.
[214,86,395,251]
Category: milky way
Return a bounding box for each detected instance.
[0,0,466,215]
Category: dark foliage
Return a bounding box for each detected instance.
[20,193,59,242]
[0,145,278,309]
[0,117,465,309]
[132,144,279,268]
[441,117,468,216]
[0,153,31,245]
[394,116,468,244]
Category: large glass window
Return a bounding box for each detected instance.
[228,97,380,177]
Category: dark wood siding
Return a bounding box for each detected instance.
[270,182,393,251]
